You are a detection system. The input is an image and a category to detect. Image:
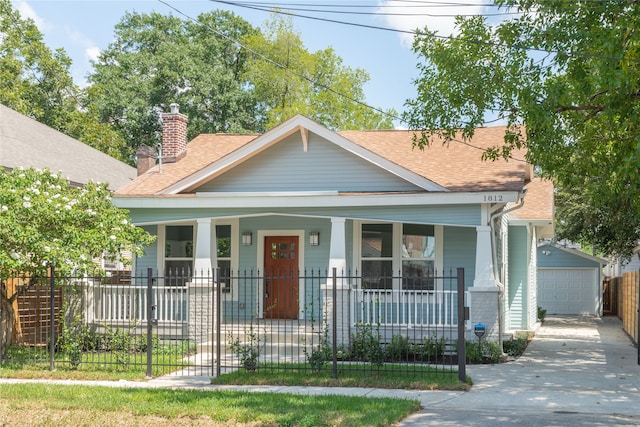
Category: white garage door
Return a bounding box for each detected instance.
[537,268,598,315]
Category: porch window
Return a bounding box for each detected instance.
[216,225,231,292]
[165,225,193,286]
[361,223,393,289]
[402,224,435,291]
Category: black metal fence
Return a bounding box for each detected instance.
[1,267,467,381]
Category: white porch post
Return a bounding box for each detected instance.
[323,217,349,346]
[193,218,214,275]
[468,223,500,341]
[328,217,347,277]
[189,218,216,343]
[473,225,496,289]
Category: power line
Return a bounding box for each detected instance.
[158,0,526,161]
[214,0,640,64]
[158,0,402,125]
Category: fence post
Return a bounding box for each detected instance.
[216,268,221,378]
[637,270,639,366]
[456,267,466,383]
[332,267,338,380]
[49,263,55,371]
[146,268,153,378]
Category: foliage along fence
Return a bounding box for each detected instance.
[1,267,468,381]
[615,270,640,345]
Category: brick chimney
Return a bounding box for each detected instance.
[135,145,157,176]
[161,103,188,163]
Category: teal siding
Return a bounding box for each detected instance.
[196,133,421,193]
[537,245,601,268]
[135,225,158,278]
[443,226,476,290]
[238,216,331,271]
[508,226,528,329]
[128,204,481,227]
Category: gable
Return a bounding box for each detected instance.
[537,245,605,268]
[194,131,423,193]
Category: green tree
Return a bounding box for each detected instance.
[243,15,395,130]
[403,1,640,258]
[0,167,155,356]
[0,0,129,162]
[87,10,264,153]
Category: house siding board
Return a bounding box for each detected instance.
[127,204,481,227]
[508,225,528,329]
[443,226,476,289]
[135,225,158,280]
[195,133,422,193]
[528,227,538,328]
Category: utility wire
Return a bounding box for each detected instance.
[159,0,401,124]
[214,0,640,63]
[159,0,527,161]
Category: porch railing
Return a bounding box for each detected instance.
[352,289,460,327]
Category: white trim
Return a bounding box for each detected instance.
[161,115,448,194]
[256,229,306,319]
[114,191,519,210]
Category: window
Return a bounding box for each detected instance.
[358,222,439,291]
[216,225,232,292]
[165,225,193,286]
[402,224,435,291]
[361,224,393,289]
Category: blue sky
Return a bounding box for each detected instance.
[13,0,487,128]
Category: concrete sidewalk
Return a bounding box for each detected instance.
[1,316,638,425]
[399,315,640,425]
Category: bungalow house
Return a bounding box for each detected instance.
[113,104,554,344]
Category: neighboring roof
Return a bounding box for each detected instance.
[116,115,530,197]
[0,104,136,190]
[538,243,607,266]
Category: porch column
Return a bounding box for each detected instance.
[468,225,499,341]
[322,217,349,346]
[328,217,347,277]
[193,218,214,276]
[189,218,216,343]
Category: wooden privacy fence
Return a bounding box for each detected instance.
[615,271,639,345]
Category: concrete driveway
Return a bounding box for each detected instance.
[398,315,640,426]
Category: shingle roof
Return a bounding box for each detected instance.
[339,127,528,192]
[0,104,136,190]
[115,122,530,196]
[511,177,554,221]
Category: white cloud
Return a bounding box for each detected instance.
[375,0,488,47]
[13,0,46,29]
[86,46,101,62]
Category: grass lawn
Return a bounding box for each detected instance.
[212,363,470,391]
[0,383,421,427]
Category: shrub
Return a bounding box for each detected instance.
[228,326,263,372]
[349,322,384,367]
[466,340,501,364]
[537,306,547,323]
[419,334,447,360]
[385,335,412,362]
[503,335,530,357]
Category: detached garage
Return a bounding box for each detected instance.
[537,244,607,316]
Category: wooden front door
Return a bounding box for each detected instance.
[264,236,299,319]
